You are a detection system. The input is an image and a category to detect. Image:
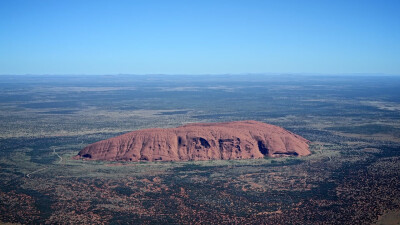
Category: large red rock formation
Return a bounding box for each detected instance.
[74,120,310,161]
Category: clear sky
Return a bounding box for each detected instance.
[0,0,399,75]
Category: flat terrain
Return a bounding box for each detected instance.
[0,75,399,224]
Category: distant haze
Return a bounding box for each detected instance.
[0,0,399,75]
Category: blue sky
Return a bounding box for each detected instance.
[0,0,399,75]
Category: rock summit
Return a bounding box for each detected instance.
[75,120,310,161]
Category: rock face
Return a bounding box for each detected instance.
[75,120,310,162]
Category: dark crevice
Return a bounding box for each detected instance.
[273,152,299,156]
[257,141,269,155]
[199,138,210,148]
[193,137,210,149]
[178,136,182,146]
[82,154,92,158]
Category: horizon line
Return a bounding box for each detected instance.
[0,72,399,77]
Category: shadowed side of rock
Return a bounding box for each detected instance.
[74,120,310,162]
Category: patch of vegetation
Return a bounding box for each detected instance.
[1,75,400,224]
[327,124,399,135]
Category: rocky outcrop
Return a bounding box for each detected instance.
[74,120,310,161]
